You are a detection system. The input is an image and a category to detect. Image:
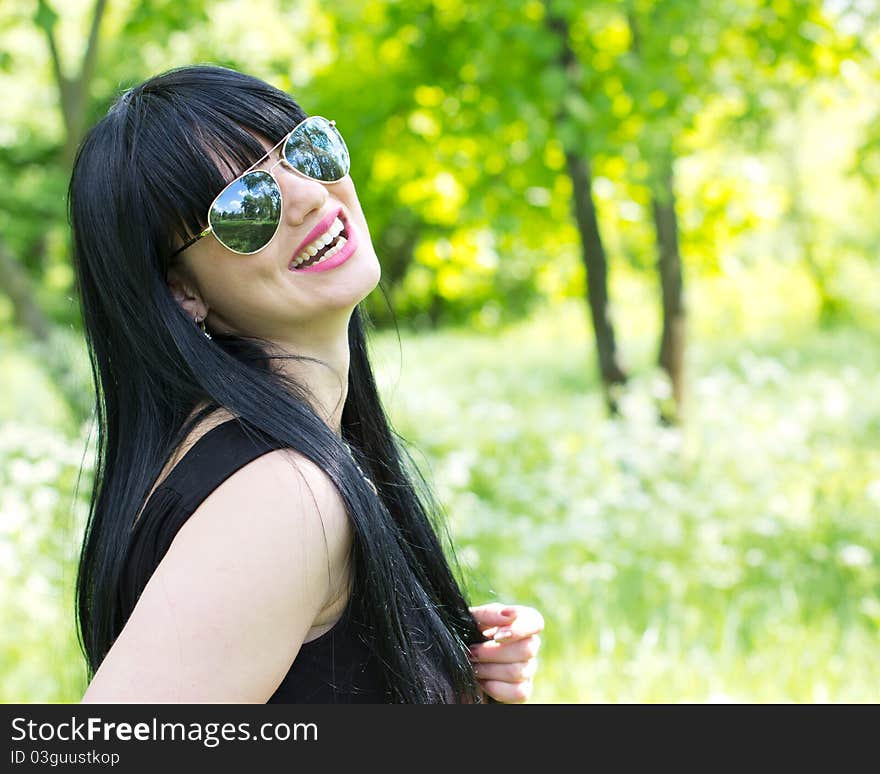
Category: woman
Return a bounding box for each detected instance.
[71,64,542,703]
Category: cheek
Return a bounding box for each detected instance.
[199,256,269,311]
[338,179,370,230]
[353,209,372,242]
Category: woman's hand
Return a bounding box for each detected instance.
[468,603,544,703]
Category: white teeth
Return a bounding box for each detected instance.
[323,236,346,259]
[289,215,347,269]
[291,235,348,270]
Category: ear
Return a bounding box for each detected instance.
[166,267,208,322]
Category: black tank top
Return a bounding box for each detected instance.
[120,419,390,703]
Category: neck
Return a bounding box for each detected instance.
[267,312,352,437]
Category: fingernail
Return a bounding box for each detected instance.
[494,629,513,641]
[501,608,516,618]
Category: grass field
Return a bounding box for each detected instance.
[370,298,880,702]
[1,282,878,702]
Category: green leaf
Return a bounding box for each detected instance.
[32,0,58,33]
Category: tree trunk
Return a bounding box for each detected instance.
[547,9,627,414]
[650,162,686,423]
[567,152,628,413]
[626,6,685,422]
[0,238,51,341]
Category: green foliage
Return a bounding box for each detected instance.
[0,0,877,335]
[3,279,877,701]
[0,417,92,702]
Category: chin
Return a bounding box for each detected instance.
[315,247,382,314]
[351,247,382,304]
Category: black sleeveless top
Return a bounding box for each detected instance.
[120,419,390,703]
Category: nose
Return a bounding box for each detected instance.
[277,167,328,226]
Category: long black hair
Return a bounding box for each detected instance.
[69,64,484,703]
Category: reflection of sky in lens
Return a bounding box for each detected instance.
[211,171,280,230]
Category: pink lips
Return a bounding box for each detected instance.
[294,217,358,273]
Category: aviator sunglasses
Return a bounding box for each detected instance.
[170,116,350,258]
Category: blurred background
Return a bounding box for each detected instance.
[1,0,878,702]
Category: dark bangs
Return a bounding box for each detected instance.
[116,65,307,268]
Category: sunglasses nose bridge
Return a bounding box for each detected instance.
[267,155,291,176]
[266,155,313,189]
[269,155,329,185]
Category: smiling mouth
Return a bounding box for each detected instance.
[289,213,350,271]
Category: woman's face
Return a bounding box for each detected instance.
[168,130,381,342]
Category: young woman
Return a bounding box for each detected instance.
[70,64,543,703]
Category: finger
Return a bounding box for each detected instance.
[469,635,540,664]
[480,606,544,643]
[491,620,544,643]
[469,603,517,629]
[471,660,537,683]
[471,604,545,642]
[495,606,544,641]
[479,678,533,704]
[488,626,541,656]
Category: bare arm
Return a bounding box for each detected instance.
[81,448,351,703]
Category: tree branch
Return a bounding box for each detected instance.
[80,0,109,97]
[34,0,109,166]
[34,0,72,132]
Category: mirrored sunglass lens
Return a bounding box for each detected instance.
[284,117,350,181]
[209,171,281,253]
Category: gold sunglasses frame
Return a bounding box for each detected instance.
[169,116,348,259]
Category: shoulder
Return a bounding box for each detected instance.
[192,444,353,573]
[84,443,351,703]
[169,444,353,634]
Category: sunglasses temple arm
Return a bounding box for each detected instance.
[170,226,213,258]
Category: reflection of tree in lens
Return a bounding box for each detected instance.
[285,118,349,181]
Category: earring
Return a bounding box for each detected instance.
[196,316,212,340]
